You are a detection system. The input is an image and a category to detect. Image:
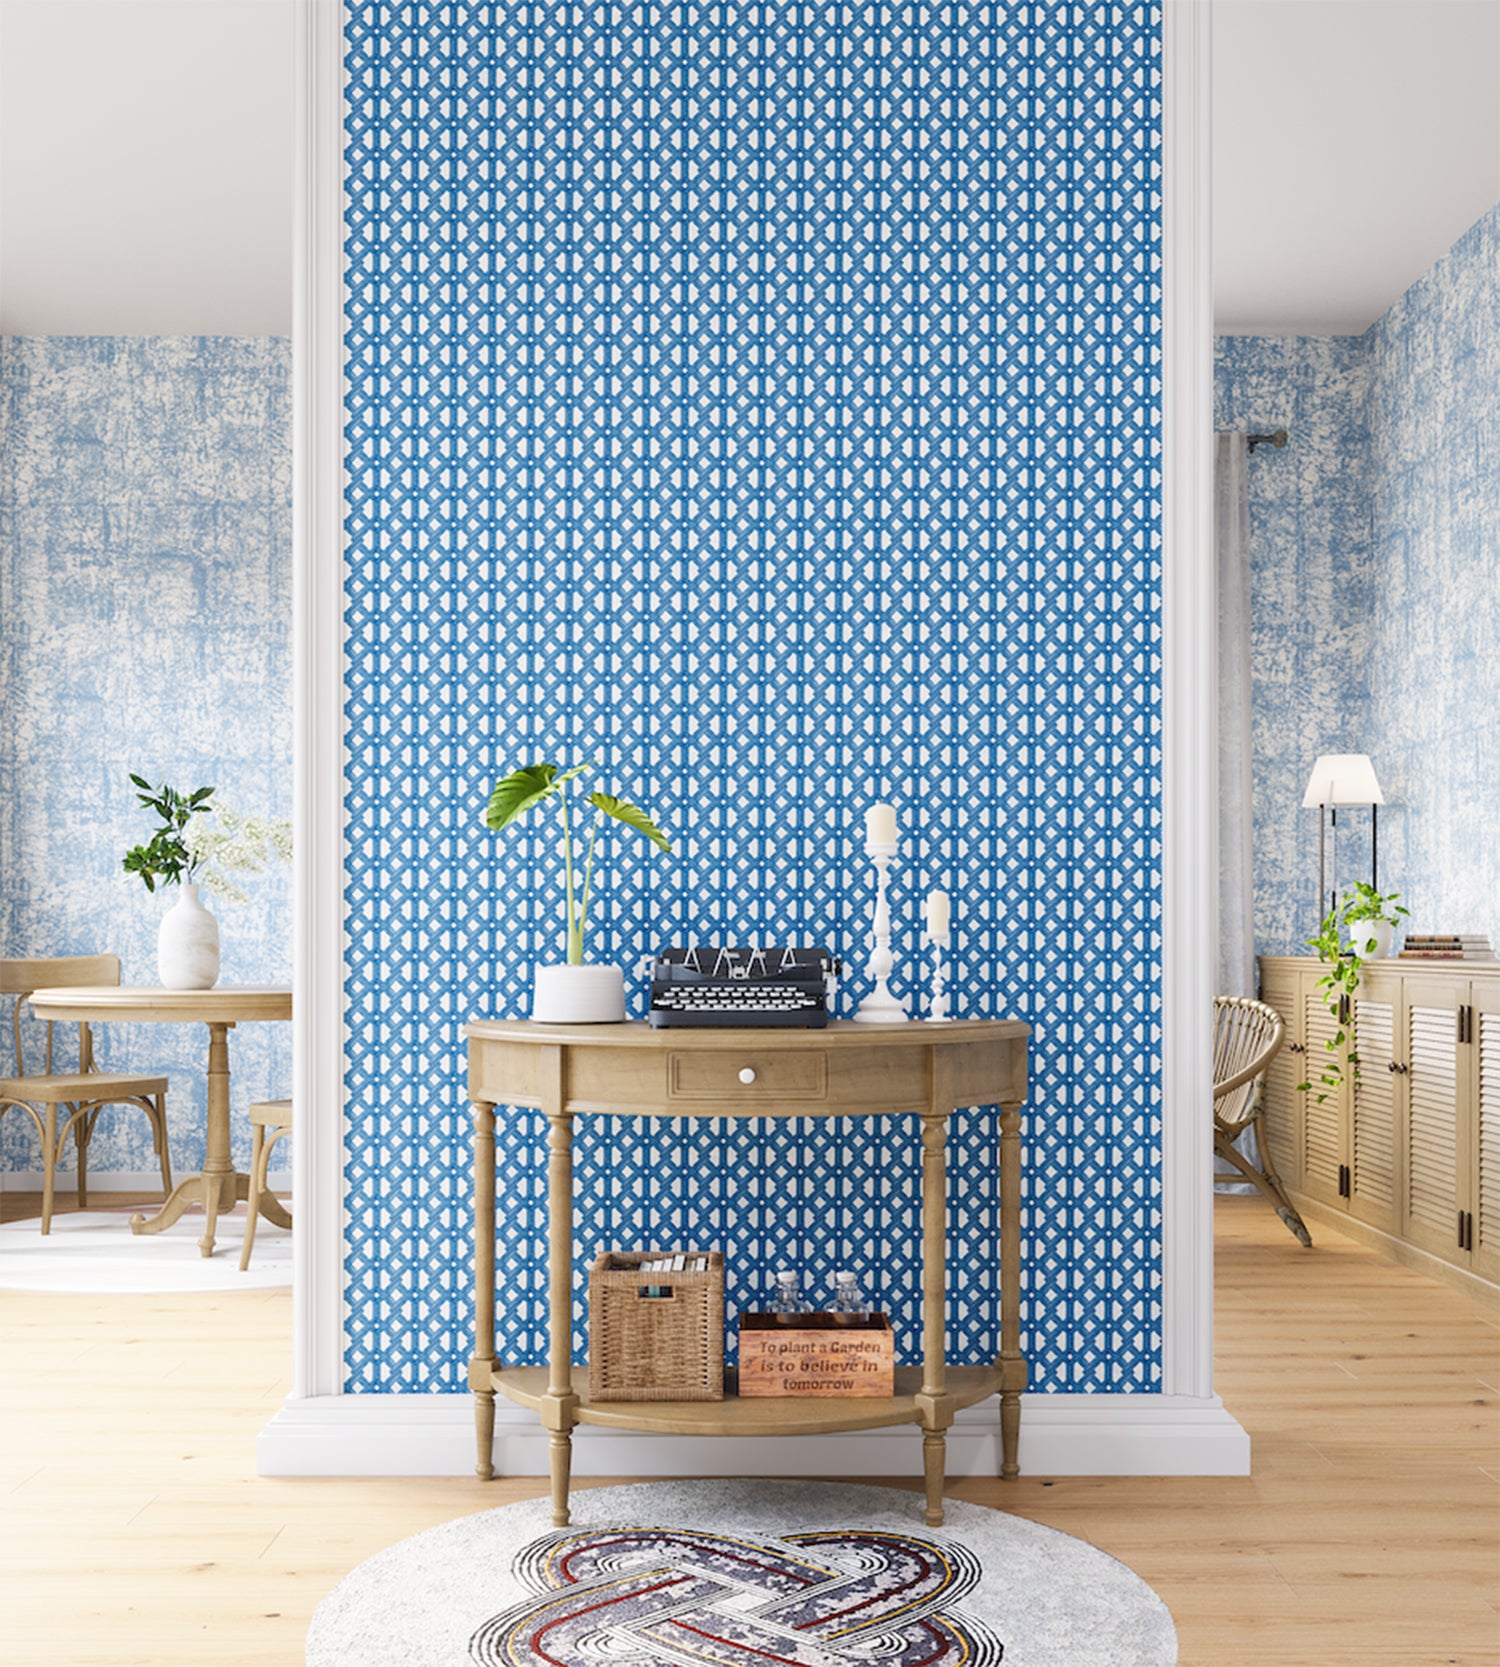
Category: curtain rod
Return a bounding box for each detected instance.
[1247,427,1289,452]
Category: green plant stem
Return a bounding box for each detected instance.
[576,817,600,960]
[559,790,581,964]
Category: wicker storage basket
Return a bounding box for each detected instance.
[587,1249,725,1401]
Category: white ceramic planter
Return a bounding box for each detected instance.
[158,882,221,989]
[1349,918,1394,961]
[531,963,625,1023]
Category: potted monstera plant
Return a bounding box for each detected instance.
[484,761,672,1022]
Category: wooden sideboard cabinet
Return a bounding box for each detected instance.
[1258,956,1499,1302]
[465,1016,1031,1529]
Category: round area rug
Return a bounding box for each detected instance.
[0,1207,291,1292]
[306,1479,1177,1667]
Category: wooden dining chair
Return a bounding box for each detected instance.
[0,955,173,1233]
[239,1097,292,1271]
[1213,994,1311,1247]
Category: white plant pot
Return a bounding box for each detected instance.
[158,882,221,989]
[531,963,625,1024]
[1349,918,1394,961]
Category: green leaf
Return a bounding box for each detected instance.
[586,792,672,853]
[483,761,592,832]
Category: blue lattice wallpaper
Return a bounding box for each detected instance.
[1216,199,1500,960]
[0,337,293,1179]
[342,1,1165,1394]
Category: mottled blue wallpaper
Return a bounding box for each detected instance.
[1214,336,1373,956]
[1216,200,1500,959]
[1365,207,1500,943]
[0,337,293,1181]
[341,1,1166,1395]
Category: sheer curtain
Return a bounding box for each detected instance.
[1216,433,1257,1190]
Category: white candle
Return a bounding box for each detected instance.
[926,889,950,939]
[865,802,898,845]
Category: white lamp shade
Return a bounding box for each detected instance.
[1302,753,1385,808]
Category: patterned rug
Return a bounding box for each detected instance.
[306,1480,1177,1667]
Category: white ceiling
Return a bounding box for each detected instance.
[0,0,294,336]
[1214,0,1500,335]
[1,0,1495,338]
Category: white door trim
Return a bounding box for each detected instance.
[1159,0,1216,1401]
[276,0,1239,1472]
[291,0,349,1403]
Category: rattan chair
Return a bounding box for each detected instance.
[1213,995,1311,1247]
[0,955,172,1233]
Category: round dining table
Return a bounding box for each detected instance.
[26,984,292,1258]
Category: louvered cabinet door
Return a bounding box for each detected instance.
[1300,980,1347,1208]
[1471,988,1500,1284]
[1350,988,1399,1232]
[1403,982,1468,1264]
[1258,969,1304,1191]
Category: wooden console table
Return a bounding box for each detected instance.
[465,1016,1030,1527]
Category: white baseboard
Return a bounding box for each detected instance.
[2,1168,290,1194]
[257,1391,1250,1479]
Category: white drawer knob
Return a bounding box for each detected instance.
[738,1067,757,1085]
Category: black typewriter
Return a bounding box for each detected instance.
[647,946,840,1028]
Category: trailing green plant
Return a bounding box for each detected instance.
[483,761,671,965]
[1298,883,1410,1102]
[122,776,216,892]
[1343,878,1410,956]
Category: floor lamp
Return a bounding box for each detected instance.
[1302,753,1384,922]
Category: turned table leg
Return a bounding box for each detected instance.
[998,1101,1028,1479]
[543,1048,578,1526]
[471,1099,497,1481]
[918,1097,953,1527]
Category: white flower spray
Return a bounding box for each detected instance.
[185,805,293,905]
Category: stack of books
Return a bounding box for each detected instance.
[1399,933,1497,962]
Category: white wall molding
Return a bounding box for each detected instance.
[275,0,1247,1479]
[292,0,350,1404]
[258,1391,1249,1480]
[1160,0,1219,1406]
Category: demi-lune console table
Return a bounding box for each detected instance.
[465,1016,1030,1527]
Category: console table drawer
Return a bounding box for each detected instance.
[668,1050,828,1102]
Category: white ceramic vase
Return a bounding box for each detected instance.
[531,963,625,1023]
[1349,918,1394,961]
[158,882,221,989]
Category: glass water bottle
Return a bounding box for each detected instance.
[768,1269,811,1319]
[829,1270,869,1322]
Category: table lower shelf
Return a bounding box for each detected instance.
[490,1363,1003,1435]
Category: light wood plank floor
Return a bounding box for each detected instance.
[1,1193,1496,1666]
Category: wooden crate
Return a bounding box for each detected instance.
[587,1250,725,1401]
[737,1312,895,1397]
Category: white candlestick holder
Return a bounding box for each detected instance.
[853,841,910,1023]
[922,928,953,1023]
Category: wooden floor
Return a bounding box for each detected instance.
[1,1193,1496,1666]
